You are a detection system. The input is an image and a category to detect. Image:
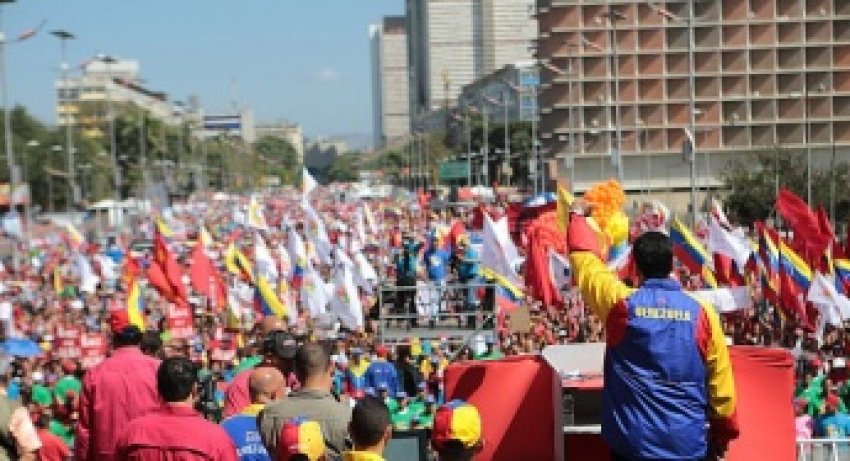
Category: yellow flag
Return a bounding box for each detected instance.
[53,268,63,295]
[556,184,574,233]
[225,243,254,281]
[155,217,174,237]
[199,226,213,247]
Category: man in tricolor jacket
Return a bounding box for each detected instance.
[567,212,739,460]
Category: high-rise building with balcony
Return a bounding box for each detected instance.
[536,0,850,210]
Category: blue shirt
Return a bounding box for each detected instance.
[221,404,270,461]
[423,248,450,281]
[457,247,479,280]
[817,412,850,437]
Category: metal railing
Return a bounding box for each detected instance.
[797,439,850,461]
[376,282,498,346]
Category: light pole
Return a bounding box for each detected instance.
[0,2,18,212]
[602,8,626,182]
[481,99,489,188]
[97,54,121,225]
[51,29,77,210]
[50,145,62,212]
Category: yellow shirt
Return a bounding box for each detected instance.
[343,451,385,461]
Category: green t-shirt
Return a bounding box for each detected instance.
[408,400,426,417]
[417,411,434,429]
[391,408,413,430]
[53,376,82,404]
[384,397,399,414]
[31,384,53,406]
[49,419,74,448]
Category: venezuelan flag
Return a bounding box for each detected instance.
[834,258,850,294]
[480,267,524,312]
[670,217,717,287]
[254,275,287,318]
[225,243,254,281]
[126,278,146,330]
[778,241,813,290]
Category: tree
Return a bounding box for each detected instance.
[325,152,361,182]
[253,136,300,185]
[722,149,850,226]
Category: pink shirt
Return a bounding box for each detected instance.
[75,347,161,461]
[115,405,237,461]
[796,415,813,440]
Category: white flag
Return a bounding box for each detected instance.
[254,233,279,281]
[300,264,329,318]
[302,167,318,197]
[72,252,100,294]
[328,262,363,329]
[303,201,332,264]
[807,273,850,325]
[706,216,752,270]
[690,287,753,313]
[247,195,268,230]
[2,211,22,239]
[481,213,521,283]
[548,250,571,289]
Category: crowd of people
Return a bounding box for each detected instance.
[0,181,844,460]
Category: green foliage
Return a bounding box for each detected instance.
[325,152,361,182]
[722,149,850,225]
[253,135,300,185]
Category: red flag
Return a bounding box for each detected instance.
[775,189,830,261]
[523,212,567,308]
[816,206,835,242]
[189,243,227,310]
[713,253,746,287]
[152,232,188,306]
[146,260,176,300]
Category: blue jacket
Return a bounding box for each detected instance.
[571,250,738,461]
[364,359,399,395]
[220,404,270,461]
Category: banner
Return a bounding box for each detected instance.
[80,333,107,369]
[166,305,195,340]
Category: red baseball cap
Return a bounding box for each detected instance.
[376,345,389,358]
[109,310,131,334]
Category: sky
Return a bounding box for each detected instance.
[3,0,404,139]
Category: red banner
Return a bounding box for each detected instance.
[209,327,238,362]
[80,333,107,369]
[166,305,195,340]
[53,325,82,360]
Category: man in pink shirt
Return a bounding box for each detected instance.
[223,328,297,418]
[115,357,238,460]
[75,310,161,461]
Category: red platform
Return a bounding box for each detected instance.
[444,346,795,461]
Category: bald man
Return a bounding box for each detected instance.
[224,327,299,417]
[221,368,285,461]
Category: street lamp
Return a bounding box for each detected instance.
[51,29,77,209]
[601,9,627,182]
[96,54,122,208]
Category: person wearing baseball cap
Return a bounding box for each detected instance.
[75,309,160,461]
[223,329,298,418]
[431,400,483,461]
[278,417,326,461]
[364,346,398,396]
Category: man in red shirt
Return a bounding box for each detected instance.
[115,357,238,460]
[223,328,297,418]
[75,310,161,461]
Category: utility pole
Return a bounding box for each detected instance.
[51,30,76,209]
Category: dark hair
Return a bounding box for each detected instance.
[157,357,197,403]
[293,342,331,382]
[140,331,163,356]
[350,396,391,448]
[632,231,673,280]
[113,326,143,347]
[437,440,477,461]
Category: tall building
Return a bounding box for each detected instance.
[370,17,412,149]
[56,58,187,139]
[406,0,536,118]
[536,0,850,209]
[255,121,305,163]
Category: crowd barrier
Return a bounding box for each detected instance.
[376,282,498,346]
[796,439,850,461]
